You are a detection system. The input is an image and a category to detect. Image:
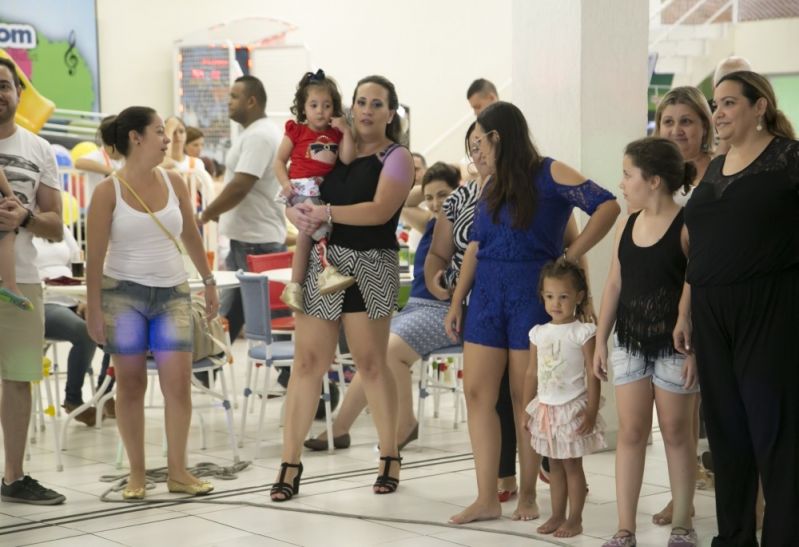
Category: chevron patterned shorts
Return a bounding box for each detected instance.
[303,245,399,321]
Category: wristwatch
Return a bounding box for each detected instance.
[202,274,217,286]
[20,209,34,229]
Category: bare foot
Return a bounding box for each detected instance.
[652,500,695,525]
[553,518,583,538]
[652,500,673,525]
[511,496,540,521]
[449,500,502,524]
[536,515,565,534]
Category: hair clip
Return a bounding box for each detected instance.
[306,69,326,82]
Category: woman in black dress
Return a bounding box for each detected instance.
[676,70,798,546]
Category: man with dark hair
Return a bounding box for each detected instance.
[411,152,427,186]
[197,74,285,340]
[466,78,499,116]
[0,57,66,505]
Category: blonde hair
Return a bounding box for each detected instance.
[655,86,715,154]
[717,71,796,140]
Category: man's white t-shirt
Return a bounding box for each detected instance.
[0,126,61,283]
[219,117,286,244]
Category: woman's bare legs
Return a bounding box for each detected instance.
[508,348,540,520]
[449,342,507,524]
[154,350,201,485]
[113,354,148,490]
[341,313,400,492]
[613,378,654,533]
[274,314,340,497]
[654,388,697,530]
[312,333,420,442]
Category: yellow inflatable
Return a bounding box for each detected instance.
[0,49,56,134]
[70,141,97,164]
[61,191,80,226]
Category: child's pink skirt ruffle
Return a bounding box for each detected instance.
[525,392,607,459]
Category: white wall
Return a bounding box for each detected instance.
[733,17,799,74]
[96,0,512,165]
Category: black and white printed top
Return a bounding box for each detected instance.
[441,179,480,289]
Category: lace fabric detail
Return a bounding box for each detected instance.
[552,178,616,215]
[703,137,799,198]
[616,285,682,361]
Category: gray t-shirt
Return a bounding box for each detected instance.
[219,117,286,244]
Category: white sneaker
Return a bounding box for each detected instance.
[280,282,304,313]
[317,266,356,295]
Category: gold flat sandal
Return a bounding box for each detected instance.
[121,486,146,500]
[166,478,214,496]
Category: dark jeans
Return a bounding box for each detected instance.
[44,304,97,405]
[497,366,517,478]
[220,239,287,341]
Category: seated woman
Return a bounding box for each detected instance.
[35,224,100,425]
[304,161,460,451]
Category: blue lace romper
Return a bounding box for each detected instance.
[463,157,616,350]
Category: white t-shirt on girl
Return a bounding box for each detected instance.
[529,320,596,405]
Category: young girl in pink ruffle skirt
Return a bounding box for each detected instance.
[523,259,605,538]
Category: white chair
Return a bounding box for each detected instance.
[236,271,340,456]
[416,345,465,446]
[43,340,96,418]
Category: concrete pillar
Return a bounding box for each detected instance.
[512,0,649,448]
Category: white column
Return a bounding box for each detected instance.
[512,0,649,448]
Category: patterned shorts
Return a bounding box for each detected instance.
[390,297,453,357]
[303,245,399,321]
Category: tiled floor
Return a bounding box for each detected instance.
[2,339,719,546]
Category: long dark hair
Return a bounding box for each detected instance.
[290,69,344,123]
[476,101,542,229]
[352,75,402,143]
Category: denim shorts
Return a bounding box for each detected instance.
[610,342,699,395]
[100,275,192,355]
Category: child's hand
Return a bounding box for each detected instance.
[330,116,349,132]
[578,297,597,324]
[576,409,597,435]
[280,185,296,199]
[592,342,608,382]
[682,353,698,390]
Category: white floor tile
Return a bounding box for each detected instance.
[1,337,723,546]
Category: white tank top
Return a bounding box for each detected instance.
[104,167,188,287]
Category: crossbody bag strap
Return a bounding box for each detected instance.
[114,171,183,254]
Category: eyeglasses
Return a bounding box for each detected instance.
[469,130,496,154]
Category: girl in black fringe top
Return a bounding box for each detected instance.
[593,138,699,547]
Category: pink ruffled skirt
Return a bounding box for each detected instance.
[525,392,607,459]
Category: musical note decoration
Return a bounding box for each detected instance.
[64,30,78,76]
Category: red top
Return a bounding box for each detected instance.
[285,120,343,179]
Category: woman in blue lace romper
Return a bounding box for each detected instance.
[445,102,619,524]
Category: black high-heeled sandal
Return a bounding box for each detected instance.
[270,462,303,502]
[373,455,402,494]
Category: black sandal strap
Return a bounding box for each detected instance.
[374,455,402,494]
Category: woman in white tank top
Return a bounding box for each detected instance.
[85,106,219,499]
